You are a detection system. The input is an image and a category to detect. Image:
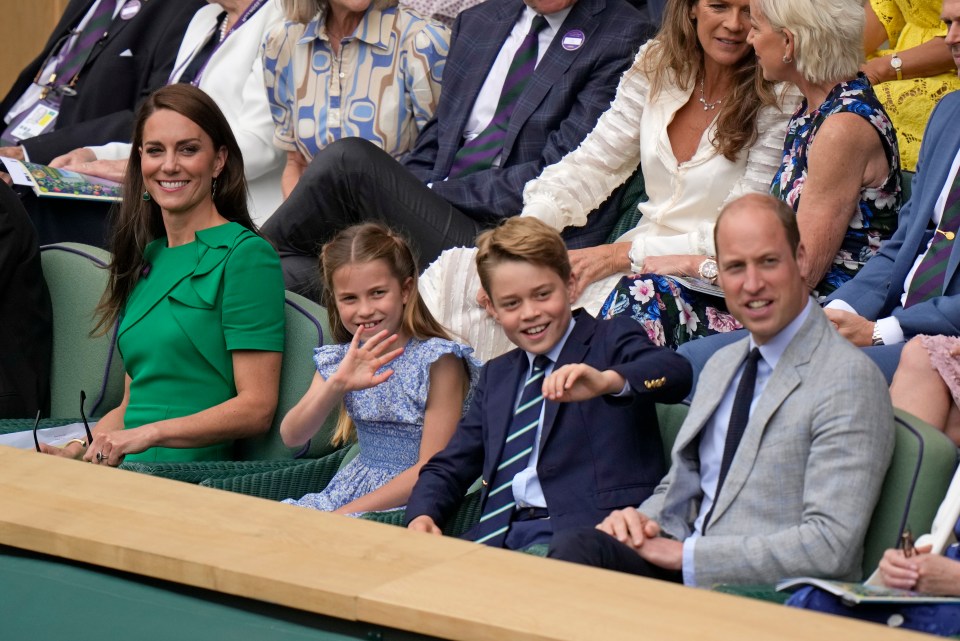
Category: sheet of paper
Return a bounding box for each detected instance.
[0,157,33,186]
[0,422,95,450]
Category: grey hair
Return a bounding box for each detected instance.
[280,0,399,23]
[756,0,863,85]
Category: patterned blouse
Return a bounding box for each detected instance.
[771,74,901,297]
[261,6,449,161]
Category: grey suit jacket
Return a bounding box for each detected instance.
[640,304,894,585]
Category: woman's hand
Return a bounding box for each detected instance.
[328,329,404,393]
[879,545,960,595]
[83,424,159,466]
[568,243,631,300]
[38,441,86,460]
[640,254,705,278]
[281,150,308,199]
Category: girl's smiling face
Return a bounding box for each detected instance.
[332,258,412,342]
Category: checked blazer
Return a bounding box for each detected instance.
[402,0,645,246]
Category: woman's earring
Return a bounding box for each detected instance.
[142,191,151,201]
[211,176,218,198]
[782,55,793,64]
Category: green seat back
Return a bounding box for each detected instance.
[39,243,125,418]
[234,291,338,461]
[861,409,957,577]
[656,402,689,465]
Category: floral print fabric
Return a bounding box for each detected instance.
[771,74,901,297]
[600,274,742,349]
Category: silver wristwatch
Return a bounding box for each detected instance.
[871,323,884,346]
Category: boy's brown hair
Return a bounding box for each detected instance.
[475,217,572,297]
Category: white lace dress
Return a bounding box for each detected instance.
[420,42,800,361]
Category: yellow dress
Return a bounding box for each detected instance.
[868,0,960,171]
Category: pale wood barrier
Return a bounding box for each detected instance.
[0,447,929,641]
[0,0,68,98]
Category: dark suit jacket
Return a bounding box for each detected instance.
[405,310,692,536]
[826,91,960,338]
[0,182,52,418]
[402,0,645,248]
[1,0,202,164]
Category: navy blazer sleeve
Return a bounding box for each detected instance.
[826,92,960,338]
[15,0,202,163]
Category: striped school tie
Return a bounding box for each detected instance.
[473,354,551,547]
[447,15,548,178]
[904,169,960,307]
[55,0,116,90]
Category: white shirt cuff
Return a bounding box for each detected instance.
[824,299,856,313]
[876,316,905,346]
[682,534,697,586]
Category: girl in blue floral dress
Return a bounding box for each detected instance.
[280,223,479,514]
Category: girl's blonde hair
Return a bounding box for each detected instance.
[320,223,452,445]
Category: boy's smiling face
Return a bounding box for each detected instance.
[486,260,575,355]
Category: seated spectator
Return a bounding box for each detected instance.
[405,217,691,551]
[862,0,960,172]
[261,0,648,301]
[40,84,285,465]
[262,0,449,199]
[0,0,202,164]
[891,336,960,446]
[421,0,799,360]
[548,194,894,585]
[0,181,52,419]
[279,223,480,514]
[40,0,285,247]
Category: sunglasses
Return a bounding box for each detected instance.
[33,390,95,453]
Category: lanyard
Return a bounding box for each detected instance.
[170,0,269,86]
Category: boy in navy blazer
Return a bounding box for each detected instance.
[405,217,691,550]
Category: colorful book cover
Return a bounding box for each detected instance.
[2,158,121,202]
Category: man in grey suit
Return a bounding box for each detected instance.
[549,194,895,586]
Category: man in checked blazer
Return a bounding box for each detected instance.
[549,194,895,586]
[262,0,650,300]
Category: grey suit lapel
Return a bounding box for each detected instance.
[705,307,825,529]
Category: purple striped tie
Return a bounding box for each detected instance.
[55,0,116,90]
[448,15,548,179]
[904,169,960,307]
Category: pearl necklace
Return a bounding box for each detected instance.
[698,77,722,111]
[218,15,231,42]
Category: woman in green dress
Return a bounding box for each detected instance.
[43,84,286,465]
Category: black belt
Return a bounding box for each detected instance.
[514,507,549,521]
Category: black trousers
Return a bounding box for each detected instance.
[18,187,112,248]
[261,138,485,301]
[548,527,683,583]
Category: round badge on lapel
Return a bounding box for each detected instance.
[120,0,142,20]
[561,30,585,51]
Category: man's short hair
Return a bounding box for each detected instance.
[714,194,801,257]
[475,217,572,295]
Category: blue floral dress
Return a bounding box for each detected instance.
[284,337,480,512]
[772,73,901,296]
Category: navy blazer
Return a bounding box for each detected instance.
[1,0,202,163]
[405,310,692,536]
[826,91,960,338]
[401,0,645,248]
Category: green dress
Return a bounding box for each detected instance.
[117,222,285,462]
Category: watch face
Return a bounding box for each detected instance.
[891,56,902,69]
[700,260,718,280]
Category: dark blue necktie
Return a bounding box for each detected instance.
[473,354,551,547]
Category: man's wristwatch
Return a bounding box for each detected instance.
[871,322,884,346]
[698,258,718,284]
[890,53,903,81]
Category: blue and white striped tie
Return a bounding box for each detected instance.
[473,354,551,547]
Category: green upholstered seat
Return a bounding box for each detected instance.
[39,243,125,419]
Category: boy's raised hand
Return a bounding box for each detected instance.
[542,363,625,402]
[330,329,404,392]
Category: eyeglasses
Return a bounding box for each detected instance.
[32,390,95,453]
